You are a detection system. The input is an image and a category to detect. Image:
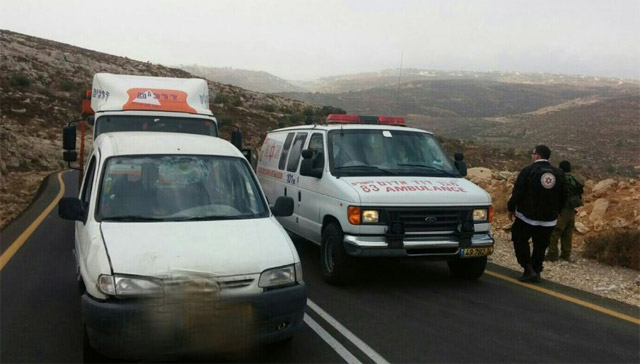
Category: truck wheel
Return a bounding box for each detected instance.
[320,223,353,285]
[447,256,487,280]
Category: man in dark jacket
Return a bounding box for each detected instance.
[508,145,565,283]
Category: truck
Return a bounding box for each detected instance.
[62,73,244,178]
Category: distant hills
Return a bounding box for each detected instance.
[178,65,306,93]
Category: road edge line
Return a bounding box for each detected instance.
[307,299,390,364]
[0,171,66,271]
[485,270,640,325]
[304,313,362,364]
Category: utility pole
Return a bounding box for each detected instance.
[395,51,403,115]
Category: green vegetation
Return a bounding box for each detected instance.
[9,73,31,88]
[583,231,640,271]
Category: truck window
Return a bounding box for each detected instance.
[278,133,295,170]
[286,133,308,172]
[95,115,218,138]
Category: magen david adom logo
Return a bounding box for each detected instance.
[540,172,556,189]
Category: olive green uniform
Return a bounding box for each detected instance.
[547,207,574,260]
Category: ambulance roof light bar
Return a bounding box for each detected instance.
[326,114,406,126]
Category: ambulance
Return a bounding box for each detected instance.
[257,114,494,284]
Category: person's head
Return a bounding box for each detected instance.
[531,145,551,161]
[559,160,571,173]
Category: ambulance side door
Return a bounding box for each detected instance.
[278,131,308,234]
[297,132,326,243]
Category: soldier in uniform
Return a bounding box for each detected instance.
[508,145,565,283]
[547,160,584,262]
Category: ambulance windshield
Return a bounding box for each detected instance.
[328,129,458,177]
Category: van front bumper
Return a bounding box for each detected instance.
[343,233,494,258]
[81,283,307,360]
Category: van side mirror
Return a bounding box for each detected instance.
[231,130,243,150]
[271,196,294,217]
[58,197,85,221]
[454,152,467,177]
[63,150,78,162]
[63,126,76,150]
[300,149,323,178]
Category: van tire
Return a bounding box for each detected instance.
[83,325,108,363]
[447,256,487,280]
[321,223,353,285]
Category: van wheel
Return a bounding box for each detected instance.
[447,256,487,280]
[321,223,353,285]
[83,325,108,363]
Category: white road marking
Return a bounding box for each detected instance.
[307,299,390,364]
[304,314,362,364]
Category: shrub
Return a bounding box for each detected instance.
[583,230,640,271]
[261,104,276,112]
[60,80,76,92]
[231,96,243,107]
[9,73,31,88]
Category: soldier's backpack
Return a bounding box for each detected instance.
[565,174,584,208]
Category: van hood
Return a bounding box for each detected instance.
[340,176,491,205]
[100,217,295,277]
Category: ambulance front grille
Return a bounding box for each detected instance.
[387,207,469,233]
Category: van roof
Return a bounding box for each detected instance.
[93,132,243,158]
[270,123,433,135]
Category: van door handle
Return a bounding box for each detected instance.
[298,191,301,202]
[284,187,287,196]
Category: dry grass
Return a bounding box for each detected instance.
[583,230,640,271]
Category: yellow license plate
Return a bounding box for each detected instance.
[461,247,493,258]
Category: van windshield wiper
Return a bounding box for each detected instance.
[334,165,398,175]
[102,215,167,222]
[171,215,251,221]
[396,164,459,177]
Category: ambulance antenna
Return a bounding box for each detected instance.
[395,51,403,115]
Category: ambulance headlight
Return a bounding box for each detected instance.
[472,208,488,222]
[361,210,379,224]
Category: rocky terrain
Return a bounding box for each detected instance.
[179,65,306,93]
[1,30,638,307]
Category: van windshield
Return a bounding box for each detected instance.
[95,115,218,138]
[97,155,268,222]
[328,129,459,177]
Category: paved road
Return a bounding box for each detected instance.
[1,171,638,363]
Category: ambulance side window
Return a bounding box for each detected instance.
[286,133,308,172]
[278,133,295,170]
[308,133,325,168]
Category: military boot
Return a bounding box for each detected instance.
[518,263,537,282]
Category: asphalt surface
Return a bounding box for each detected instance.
[1,170,638,363]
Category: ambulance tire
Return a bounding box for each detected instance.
[447,256,487,280]
[321,223,354,285]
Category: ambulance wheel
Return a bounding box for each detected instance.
[321,223,353,285]
[447,256,487,280]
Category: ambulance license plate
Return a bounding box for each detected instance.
[461,247,493,258]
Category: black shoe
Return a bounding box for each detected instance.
[545,254,558,262]
[529,273,541,283]
[518,265,537,282]
[560,255,575,263]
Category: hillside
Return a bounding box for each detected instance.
[179,65,306,93]
[279,77,640,179]
[0,30,318,228]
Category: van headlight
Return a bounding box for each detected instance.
[472,207,493,222]
[259,263,303,289]
[98,274,163,297]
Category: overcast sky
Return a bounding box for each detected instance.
[2,0,639,80]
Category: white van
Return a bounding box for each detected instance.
[257,114,493,285]
[58,132,306,360]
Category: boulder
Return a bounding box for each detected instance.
[589,198,609,222]
[592,179,616,194]
[467,167,492,182]
[574,222,590,234]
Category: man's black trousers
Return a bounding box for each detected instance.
[511,217,555,273]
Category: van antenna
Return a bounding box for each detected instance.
[395,51,403,115]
